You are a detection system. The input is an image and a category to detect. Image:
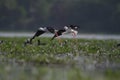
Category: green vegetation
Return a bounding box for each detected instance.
[0,37,120,80]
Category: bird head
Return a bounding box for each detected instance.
[64,26,68,30]
[69,25,78,30]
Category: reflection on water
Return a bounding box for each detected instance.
[0,52,120,80]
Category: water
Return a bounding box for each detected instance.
[0,32,120,40]
[1,53,120,80]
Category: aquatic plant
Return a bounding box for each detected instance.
[0,37,120,80]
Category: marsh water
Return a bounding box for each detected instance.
[0,32,120,40]
[0,32,120,80]
[1,51,120,80]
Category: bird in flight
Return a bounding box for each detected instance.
[24,25,78,44]
[51,25,78,40]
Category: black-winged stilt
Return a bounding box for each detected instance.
[24,25,78,44]
[51,25,78,40]
[0,40,3,44]
[117,43,120,47]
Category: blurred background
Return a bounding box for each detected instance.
[0,0,120,34]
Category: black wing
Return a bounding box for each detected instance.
[29,30,46,43]
[51,29,66,40]
[47,27,56,33]
[34,30,45,37]
[69,25,78,30]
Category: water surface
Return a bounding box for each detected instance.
[0,32,120,40]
